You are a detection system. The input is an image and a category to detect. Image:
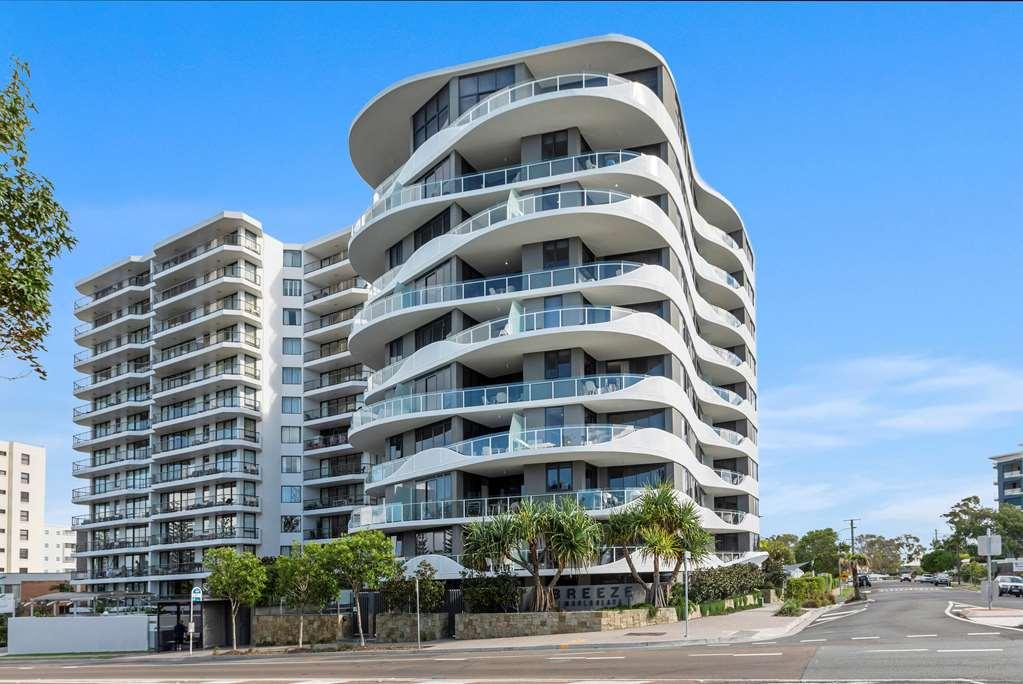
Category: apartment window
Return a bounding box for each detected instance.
[608,463,666,490]
[541,130,569,160]
[18,511,27,522]
[283,249,302,268]
[458,66,514,114]
[19,473,29,485]
[18,549,27,560]
[386,435,404,462]
[279,545,292,557]
[386,338,404,365]
[18,530,28,541]
[619,67,660,97]
[544,350,572,379]
[607,408,666,430]
[281,486,301,504]
[414,313,452,350]
[546,463,573,492]
[19,492,28,503]
[415,419,452,452]
[281,456,301,473]
[282,367,302,384]
[413,209,451,250]
[17,568,26,574]
[542,239,570,268]
[283,279,302,297]
[280,515,301,533]
[283,308,302,326]
[386,241,405,269]
[281,427,302,444]
[544,406,565,427]
[282,338,302,355]
[20,454,29,466]
[281,397,302,414]
[412,83,449,150]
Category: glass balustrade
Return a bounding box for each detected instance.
[453,73,628,127]
[157,265,261,302]
[154,233,261,274]
[75,273,151,310]
[714,509,747,525]
[158,331,260,363]
[713,469,747,486]
[154,300,261,334]
[354,374,647,430]
[304,277,368,304]
[357,262,641,328]
[304,249,349,274]
[712,426,747,447]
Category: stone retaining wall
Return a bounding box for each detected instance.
[376,613,446,642]
[455,607,677,640]
[252,613,352,646]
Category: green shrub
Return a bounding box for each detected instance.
[670,563,766,606]
[380,561,445,613]
[461,569,520,613]
[776,600,804,617]
[700,599,729,616]
[785,576,831,605]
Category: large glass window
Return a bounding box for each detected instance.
[541,130,568,160]
[280,427,302,444]
[607,408,666,430]
[413,209,451,250]
[281,397,302,414]
[458,66,515,114]
[544,406,565,427]
[608,463,667,490]
[544,350,572,379]
[414,313,452,350]
[542,239,570,268]
[386,241,404,269]
[282,338,301,355]
[413,84,449,150]
[282,367,301,384]
[280,486,301,503]
[283,279,302,297]
[283,250,303,268]
[386,435,404,461]
[546,463,573,492]
[281,456,301,473]
[282,308,301,326]
[414,419,451,452]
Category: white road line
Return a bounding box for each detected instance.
[968,631,1002,635]
[800,638,827,642]
[752,641,776,644]
[851,636,880,640]
[906,634,938,638]
[866,648,929,653]
[583,656,626,660]
[432,658,468,661]
[936,648,1004,653]
[732,652,783,657]
[688,653,730,657]
[944,600,1023,633]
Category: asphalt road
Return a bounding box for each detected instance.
[0,580,1019,683]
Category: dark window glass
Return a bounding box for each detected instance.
[546,463,573,492]
[386,241,404,269]
[386,338,404,364]
[458,66,515,114]
[544,406,565,427]
[607,408,666,430]
[414,313,452,350]
[386,435,403,462]
[413,84,449,150]
[414,209,452,250]
[542,239,570,268]
[541,130,569,160]
[608,463,667,490]
[545,350,572,379]
[414,419,452,452]
[618,67,660,97]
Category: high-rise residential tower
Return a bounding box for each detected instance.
[344,35,759,575]
[0,441,48,573]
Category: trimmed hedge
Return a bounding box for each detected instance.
[676,564,766,605]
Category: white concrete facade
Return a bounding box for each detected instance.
[39,524,76,573]
[0,441,48,573]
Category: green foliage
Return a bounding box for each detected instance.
[812,574,833,596]
[670,563,766,605]
[258,555,281,606]
[204,547,268,651]
[274,544,336,648]
[776,600,804,617]
[0,58,76,379]
[855,534,903,575]
[320,531,400,646]
[961,561,987,584]
[460,569,520,613]
[784,576,830,604]
[759,536,796,590]
[379,561,445,613]
[920,549,956,573]
[794,529,841,575]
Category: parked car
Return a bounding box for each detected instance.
[916,574,936,583]
[900,573,913,582]
[933,573,951,586]
[996,575,1023,597]
[856,574,872,587]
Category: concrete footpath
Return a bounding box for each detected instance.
[957,606,1023,630]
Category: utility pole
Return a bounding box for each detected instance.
[845,519,860,600]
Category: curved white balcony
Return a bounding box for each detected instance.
[304,277,368,314]
[151,460,260,488]
[71,479,150,504]
[74,273,151,317]
[303,305,362,342]
[153,330,260,371]
[303,460,365,485]
[73,333,150,371]
[151,397,261,431]
[303,338,352,369]
[152,364,260,399]
[303,432,354,455]
[153,233,261,279]
[72,508,150,529]
[304,396,361,428]
[153,299,261,340]
[304,365,369,399]
[73,361,151,398]
[76,537,151,556]
[149,527,259,551]
[72,448,151,478]
[151,428,260,460]
[73,303,152,344]
[73,394,151,424]
[155,265,261,307]
[72,423,151,451]
[151,494,260,521]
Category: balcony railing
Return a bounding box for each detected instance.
[304,433,350,451]
[303,528,346,541]
[352,488,645,529]
[367,304,634,392]
[714,551,747,563]
[705,303,744,331]
[714,509,748,525]
[73,393,151,418]
[713,468,747,486]
[153,299,261,334]
[151,527,259,545]
[712,426,748,447]
[710,345,744,368]
[356,149,643,234]
[304,398,361,421]
[74,362,151,391]
[72,508,150,527]
[304,366,369,391]
[155,364,259,393]
[154,233,261,274]
[80,565,150,580]
[79,537,150,552]
[152,428,259,454]
[158,330,260,363]
[75,273,151,310]
[304,338,349,362]
[454,73,627,126]
[157,265,262,302]
[152,461,260,484]
[304,249,349,274]
[153,494,260,515]
[73,422,151,446]
[72,448,151,473]
[358,261,642,328]
[304,461,364,481]
[368,424,636,484]
[354,374,646,431]
[304,495,363,511]
[74,302,151,337]
[153,397,260,425]
[148,562,205,576]
[304,277,367,304]
[711,386,747,408]
[71,479,150,502]
[303,305,361,333]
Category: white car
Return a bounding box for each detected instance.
[916,574,936,583]
[996,575,1023,597]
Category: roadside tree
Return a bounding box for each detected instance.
[275,544,336,648]
[321,531,399,646]
[794,528,841,576]
[204,548,267,651]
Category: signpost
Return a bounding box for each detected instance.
[414,575,422,651]
[189,586,202,654]
[683,550,691,638]
[977,533,1002,610]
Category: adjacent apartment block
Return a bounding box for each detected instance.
[992,449,1023,508]
[39,524,77,574]
[0,441,48,573]
[71,34,759,594]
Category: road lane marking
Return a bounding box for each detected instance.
[432,658,468,661]
[688,653,730,657]
[583,656,626,660]
[906,634,938,638]
[800,638,827,642]
[752,641,776,644]
[936,648,1004,652]
[866,648,929,653]
[732,652,783,657]
[944,600,1023,633]
[851,636,880,640]
[968,631,1002,635]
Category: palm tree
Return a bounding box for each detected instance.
[544,500,603,597]
[846,551,867,601]
[606,483,713,607]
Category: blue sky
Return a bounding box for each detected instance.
[1,2,1020,543]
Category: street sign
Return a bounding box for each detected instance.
[187,622,195,634]
[190,587,203,602]
[978,535,1002,557]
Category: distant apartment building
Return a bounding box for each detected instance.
[992,449,1023,507]
[38,524,76,573]
[0,441,48,573]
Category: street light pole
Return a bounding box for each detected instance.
[683,550,691,638]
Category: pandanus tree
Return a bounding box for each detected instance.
[462,499,602,611]
[606,483,713,607]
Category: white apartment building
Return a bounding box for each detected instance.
[0,441,48,573]
[39,524,76,573]
[71,35,759,594]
